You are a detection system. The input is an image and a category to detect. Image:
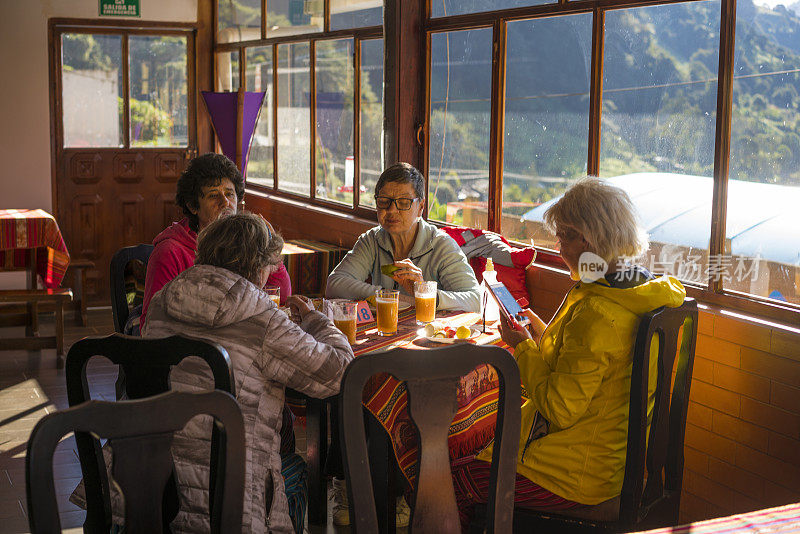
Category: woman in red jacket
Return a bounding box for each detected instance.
[140,153,291,328]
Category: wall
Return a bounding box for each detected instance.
[0,0,197,288]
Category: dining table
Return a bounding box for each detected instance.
[0,209,70,290]
[327,304,525,532]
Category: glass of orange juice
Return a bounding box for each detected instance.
[414,281,437,325]
[265,287,280,306]
[375,289,399,336]
[332,301,358,345]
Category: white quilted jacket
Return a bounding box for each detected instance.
[144,264,353,533]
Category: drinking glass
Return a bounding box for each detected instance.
[414,281,437,325]
[332,301,358,345]
[375,289,399,336]
[265,286,280,306]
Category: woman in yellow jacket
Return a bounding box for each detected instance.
[454,178,686,528]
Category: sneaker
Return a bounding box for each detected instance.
[331,478,350,526]
[395,496,411,528]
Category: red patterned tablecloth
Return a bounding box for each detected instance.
[0,209,70,288]
[631,502,800,533]
[354,309,527,487]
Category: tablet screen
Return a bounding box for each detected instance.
[487,281,526,323]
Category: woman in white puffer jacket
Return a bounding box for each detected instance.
[144,212,354,533]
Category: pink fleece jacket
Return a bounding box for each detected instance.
[141,218,291,327]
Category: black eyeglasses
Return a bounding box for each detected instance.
[374,196,419,210]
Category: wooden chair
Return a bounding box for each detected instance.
[66,333,235,533]
[110,244,154,334]
[26,390,245,534]
[68,258,95,326]
[0,288,72,366]
[477,298,698,533]
[339,344,521,534]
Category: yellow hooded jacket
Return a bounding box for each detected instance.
[478,274,686,504]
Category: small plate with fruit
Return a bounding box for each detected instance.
[418,322,481,343]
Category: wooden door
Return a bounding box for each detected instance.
[50,20,198,304]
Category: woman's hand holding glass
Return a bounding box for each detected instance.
[390,259,424,295]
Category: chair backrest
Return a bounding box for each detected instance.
[27,390,245,534]
[339,344,521,534]
[110,244,154,333]
[619,298,698,528]
[66,333,235,533]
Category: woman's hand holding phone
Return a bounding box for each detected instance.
[499,312,533,348]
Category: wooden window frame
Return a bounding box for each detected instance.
[213,1,383,220]
[422,0,800,325]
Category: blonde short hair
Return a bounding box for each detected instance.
[543,178,648,262]
[196,212,284,285]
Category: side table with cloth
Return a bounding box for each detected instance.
[282,240,347,297]
[0,210,72,365]
[631,503,800,534]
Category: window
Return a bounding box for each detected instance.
[216,0,383,209]
[426,1,800,318]
[61,31,189,148]
[428,28,492,229]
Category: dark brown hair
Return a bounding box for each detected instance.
[195,212,283,285]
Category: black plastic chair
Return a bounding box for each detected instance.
[480,298,698,533]
[66,333,235,533]
[110,244,154,334]
[340,344,521,534]
[27,390,245,534]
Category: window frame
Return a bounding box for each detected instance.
[214,1,383,220]
[422,0,800,325]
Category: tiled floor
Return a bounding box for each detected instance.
[0,308,405,533]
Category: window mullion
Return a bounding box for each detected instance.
[354,38,362,209]
[709,0,736,293]
[122,33,131,148]
[488,19,507,233]
[310,40,317,200]
[272,43,279,191]
[586,8,604,176]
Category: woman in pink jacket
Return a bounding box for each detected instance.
[141,153,291,328]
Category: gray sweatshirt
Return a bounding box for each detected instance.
[326,219,482,312]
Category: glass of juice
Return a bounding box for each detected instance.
[332,301,358,345]
[265,286,280,306]
[414,281,437,325]
[375,289,399,336]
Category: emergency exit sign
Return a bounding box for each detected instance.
[99,0,140,17]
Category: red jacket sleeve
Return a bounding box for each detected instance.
[141,245,188,327]
[266,262,292,304]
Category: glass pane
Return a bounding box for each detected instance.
[277,42,311,196]
[129,36,188,147]
[216,51,240,91]
[428,29,492,229]
[727,6,800,305]
[315,39,355,205]
[331,0,382,30]
[502,15,591,247]
[360,38,384,207]
[246,46,275,187]
[600,2,720,284]
[267,0,323,38]
[61,33,123,147]
[431,0,551,19]
[217,0,262,43]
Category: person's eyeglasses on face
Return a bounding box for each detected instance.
[374,196,419,211]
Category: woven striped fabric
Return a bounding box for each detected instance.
[630,503,800,534]
[280,452,308,534]
[0,209,70,288]
[357,311,528,488]
[282,239,347,297]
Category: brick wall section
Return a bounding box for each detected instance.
[530,265,800,524]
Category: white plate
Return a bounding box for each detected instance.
[419,327,481,344]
